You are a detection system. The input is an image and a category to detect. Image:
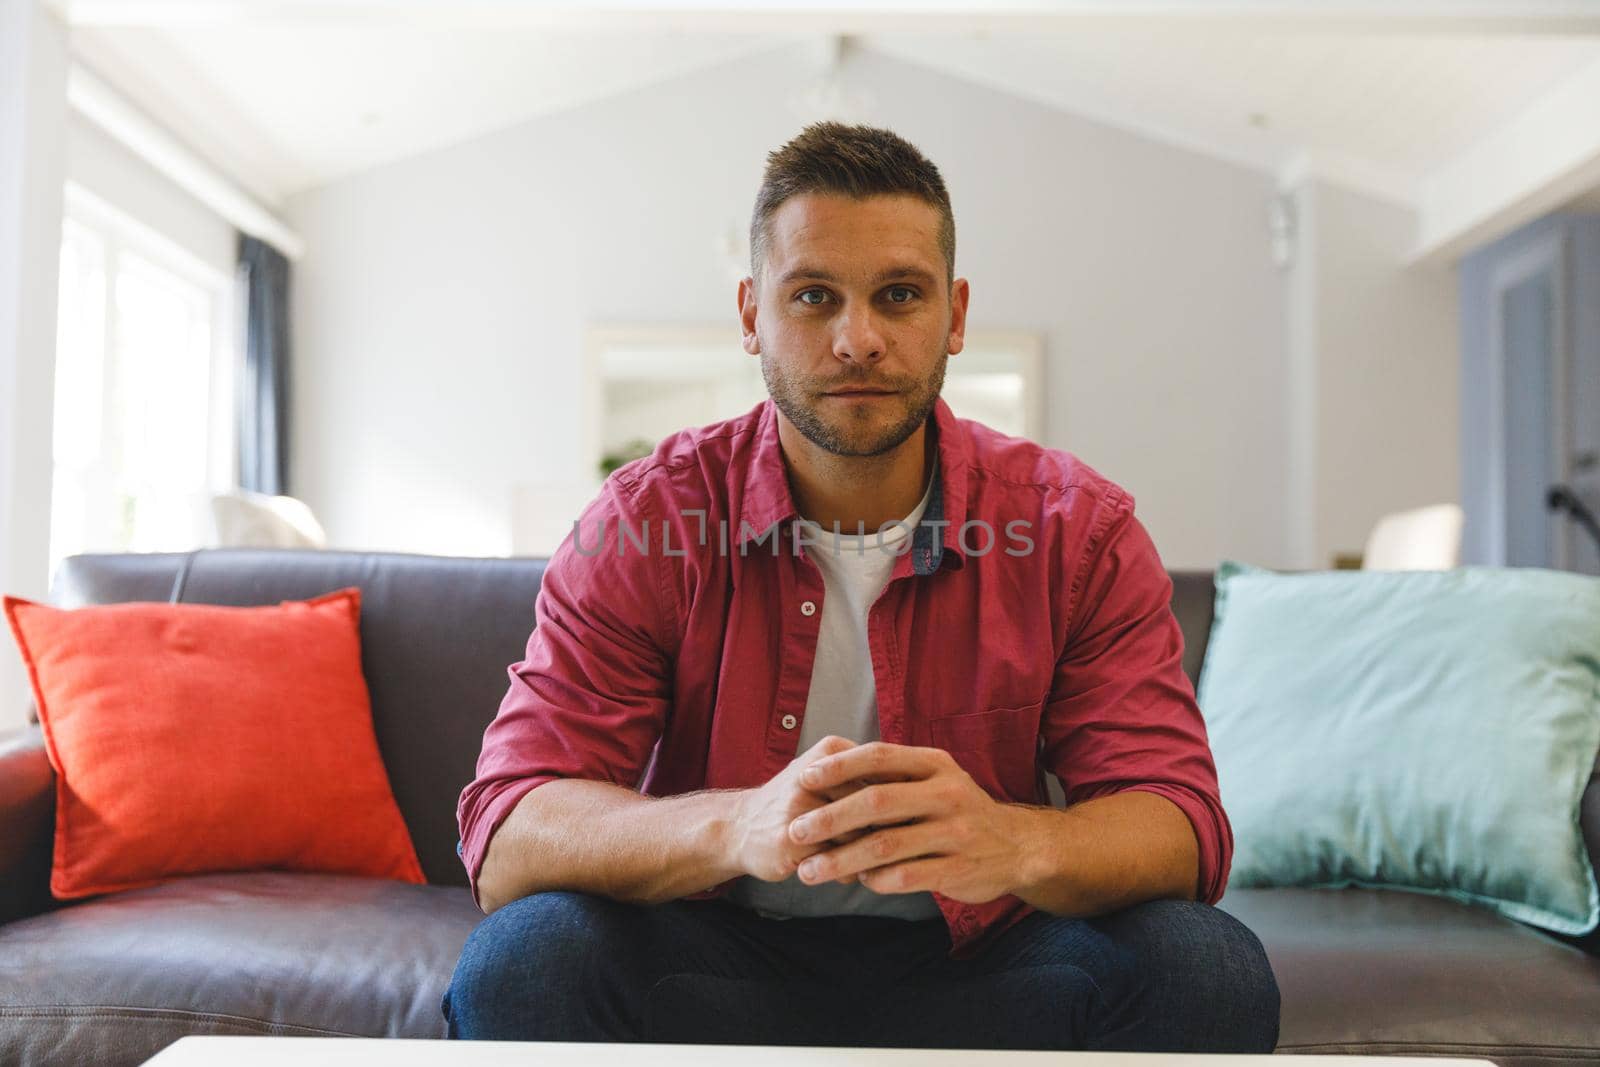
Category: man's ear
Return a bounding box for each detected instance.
[947,277,971,356]
[737,276,761,355]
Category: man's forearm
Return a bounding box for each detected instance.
[475,779,743,914]
[1004,790,1200,917]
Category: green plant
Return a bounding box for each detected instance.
[598,438,656,478]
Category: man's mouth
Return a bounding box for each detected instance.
[824,388,898,397]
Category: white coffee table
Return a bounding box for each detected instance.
[141,1038,1499,1066]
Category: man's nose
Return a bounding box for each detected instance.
[832,307,886,364]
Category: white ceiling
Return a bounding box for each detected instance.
[871,29,1600,201]
[69,25,780,202]
[55,2,1600,256]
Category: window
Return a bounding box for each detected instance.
[49,183,237,578]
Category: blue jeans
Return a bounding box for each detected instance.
[443,891,1280,1050]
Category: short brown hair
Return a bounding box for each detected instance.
[750,122,956,286]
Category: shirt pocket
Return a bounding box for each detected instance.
[927,701,1043,803]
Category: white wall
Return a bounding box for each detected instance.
[288,41,1292,569]
[1289,180,1460,568]
[0,0,68,730]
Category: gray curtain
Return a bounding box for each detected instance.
[237,234,291,495]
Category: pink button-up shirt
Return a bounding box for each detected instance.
[457,396,1231,958]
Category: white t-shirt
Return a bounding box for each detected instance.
[726,474,943,921]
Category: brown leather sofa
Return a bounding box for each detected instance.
[0,548,1596,1066]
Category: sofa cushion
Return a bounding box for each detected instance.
[4,590,427,900]
[48,550,552,888]
[0,872,481,1067]
[4,876,1598,1065]
[1219,885,1600,1067]
[1199,563,1600,935]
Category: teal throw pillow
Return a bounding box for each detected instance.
[1197,561,1600,934]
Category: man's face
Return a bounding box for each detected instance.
[738,193,969,458]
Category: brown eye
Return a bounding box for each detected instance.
[886,287,917,303]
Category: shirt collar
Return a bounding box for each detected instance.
[737,395,971,575]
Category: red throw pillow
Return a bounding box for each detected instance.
[3,588,424,899]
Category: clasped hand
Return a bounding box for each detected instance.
[732,734,1024,905]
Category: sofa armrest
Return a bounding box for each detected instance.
[0,724,55,924]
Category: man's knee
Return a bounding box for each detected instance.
[1091,898,1281,1052]
[444,890,637,1040]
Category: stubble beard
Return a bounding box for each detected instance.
[760,348,948,458]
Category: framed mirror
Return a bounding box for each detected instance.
[579,324,1045,486]
[512,325,1045,556]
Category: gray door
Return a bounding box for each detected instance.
[1568,222,1600,576]
[1460,214,1600,575]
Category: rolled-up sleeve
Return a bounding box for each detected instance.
[1038,495,1233,905]
[455,476,678,910]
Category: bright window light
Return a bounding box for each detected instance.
[48,184,237,579]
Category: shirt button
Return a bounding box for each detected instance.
[800,600,817,616]
[781,714,798,730]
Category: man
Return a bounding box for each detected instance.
[444,122,1280,1050]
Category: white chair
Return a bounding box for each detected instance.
[209,490,329,549]
[1362,504,1463,571]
